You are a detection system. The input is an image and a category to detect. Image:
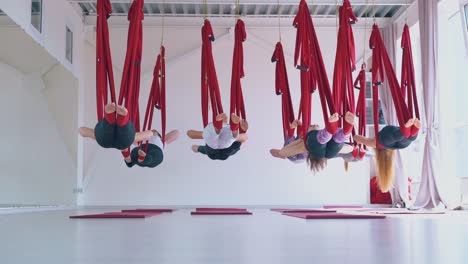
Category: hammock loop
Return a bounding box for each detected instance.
[161,0,165,46]
[203,0,208,20]
[372,0,376,23]
[363,0,368,64]
[277,0,282,42]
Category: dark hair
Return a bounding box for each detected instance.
[306,154,328,173]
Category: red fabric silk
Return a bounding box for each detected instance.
[95,0,116,121]
[229,19,248,133]
[201,19,224,130]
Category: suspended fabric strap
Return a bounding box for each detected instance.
[141,46,166,154]
[353,63,368,157]
[117,0,144,133]
[201,19,224,130]
[271,42,303,140]
[400,24,420,130]
[95,0,116,121]
[293,0,337,141]
[370,24,417,148]
[332,0,357,135]
[229,19,248,133]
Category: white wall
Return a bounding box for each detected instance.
[0,61,76,205]
[43,64,79,163]
[81,25,372,206]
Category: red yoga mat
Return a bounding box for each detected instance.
[121,209,174,213]
[283,212,386,219]
[191,210,252,215]
[323,205,364,209]
[69,211,162,219]
[271,209,337,213]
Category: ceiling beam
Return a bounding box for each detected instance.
[68,0,414,6]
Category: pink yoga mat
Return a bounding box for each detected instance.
[70,212,162,219]
[271,209,337,213]
[374,211,446,215]
[121,209,174,213]
[195,208,248,212]
[323,205,364,209]
[191,210,252,215]
[283,212,386,219]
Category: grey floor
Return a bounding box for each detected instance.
[1,208,468,264]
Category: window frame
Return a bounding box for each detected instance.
[30,0,43,34]
[65,25,74,64]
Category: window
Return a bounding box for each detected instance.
[31,0,42,33]
[464,4,468,32]
[439,4,468,179]
[66,26,73,63]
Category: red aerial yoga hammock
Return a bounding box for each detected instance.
[95,0,116,121]
[229,19,248,133]
[117,0,144,134]
[332,0,357,137]
[353,64,368,157]
[293,0,338,142]
[201,19,224,130]
[139,46,166,158]
[370,24,420,148]
[272,42,303,140]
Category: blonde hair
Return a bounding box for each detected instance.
[307,155,328,173]
[374,148,396,192]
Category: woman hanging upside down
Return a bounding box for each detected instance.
[79,103,153,150]
[353,118,421,192]
[270,112,355,173]
[124,129,180,168]
[187,113,249,160]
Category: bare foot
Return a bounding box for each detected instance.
[413,119,421,129]
[138,149,146,163]
[270,149,286,159]
[104,103,116,114]
[125,157,132,163]
[240,120,249,131]
[216,113,228,124]
[329,113,339,123]
[405,119,415,128]
[231,113,240,124]
[191,145,199,153]
[291,120,302,129]
[116,105,128,116]
[344,111,355,124]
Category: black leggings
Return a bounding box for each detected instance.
[94,119,136,150]
[306,130,344,159]
[378,125,417,150]
[130,144,164,168]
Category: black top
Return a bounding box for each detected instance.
[198,142,242,160]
